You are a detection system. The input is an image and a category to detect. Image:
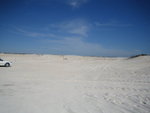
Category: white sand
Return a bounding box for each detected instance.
[0,54,150,113]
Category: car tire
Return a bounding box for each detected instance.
[5,63,10,67]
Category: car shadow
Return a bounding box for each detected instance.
[0,66,11,67]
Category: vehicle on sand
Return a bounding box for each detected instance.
[0,58,12,67]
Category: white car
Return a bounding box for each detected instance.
[0,58,12,67]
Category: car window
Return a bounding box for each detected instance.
[0,59,3,61]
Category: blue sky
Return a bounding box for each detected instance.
[0,0,150,56]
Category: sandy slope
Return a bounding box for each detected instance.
[0,54,150,113]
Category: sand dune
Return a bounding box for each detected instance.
[0,54,150,113]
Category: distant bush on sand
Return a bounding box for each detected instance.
[129,54,149,59]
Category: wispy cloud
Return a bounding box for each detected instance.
[24,0,89,8]
[43,37,133,56]
[67,0,89,8]
[50,19,90,37]
[15,27,56,38]
[11,21,133,56]
[95,21,132,27]
[13,19,90,38]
